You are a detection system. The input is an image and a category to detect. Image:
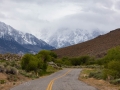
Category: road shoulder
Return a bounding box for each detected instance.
[79,68,120,90]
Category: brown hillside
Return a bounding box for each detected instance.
[53,28,120,58]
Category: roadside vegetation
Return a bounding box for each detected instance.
[0,46,120,90]
[95,46,120,84]
[0,51,60,90]
[55,55,95,67]
[55,46,120,85]
[77,46,120,90]
[21,50,59,77]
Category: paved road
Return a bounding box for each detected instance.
[11,69,97,90]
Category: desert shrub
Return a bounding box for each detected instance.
[102,46,120,63]
[55,59,63,67]
[10,61,16,67]
[96,46,120,65]
[95,46,120,80]
[5,66,18,75]
[14,62,21,69]
[5,62,10,66]
[0,80,6,84]
[89,70,103,79]
[110,79,120,85]
[86,65,103,69]
[7,75,18,81]
[107,61,120,72]
[5,66,11,74]
[103,61,120,79]
[0,65,5,73]
[19,70,31,77]
[10,67,18,75]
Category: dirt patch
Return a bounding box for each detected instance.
[0,73,7,79]
[0,73,31,90]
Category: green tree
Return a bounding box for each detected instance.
[37,50,51,63]
[21,54,32,70]
[21,50,58,75]
[104,61,120,79]
[21,54,41,72]
[103,46,120,63]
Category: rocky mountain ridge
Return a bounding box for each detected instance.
[0,21,54,53]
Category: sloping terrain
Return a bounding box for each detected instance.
[53,28,120,58]
[40,28,103,48]
[0,38,30,53]
[0,21,54,53]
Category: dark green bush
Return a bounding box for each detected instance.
[21,54,42,72]
[95,46,120,81]
[70,56,94,66]
[37,50,52,63]
[102,46,120,64]
[103,61,120,80]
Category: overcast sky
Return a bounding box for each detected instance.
[0,0,120,38]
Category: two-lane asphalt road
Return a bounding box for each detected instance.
[11,69,98,90]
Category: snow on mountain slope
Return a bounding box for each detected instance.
[0,21,40,45]
[40,28,103,48]
[0,21,103,51]
[0,21,54,53]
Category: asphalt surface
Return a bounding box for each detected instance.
[10,69,98,90]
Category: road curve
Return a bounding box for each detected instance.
[11,69,97,90]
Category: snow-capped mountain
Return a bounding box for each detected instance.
[40,28,103,48]
[0,21,54,53]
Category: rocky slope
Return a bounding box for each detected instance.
[53,28,120,58]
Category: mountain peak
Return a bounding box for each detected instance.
[53,28,120,58]
[0,21,55,53]
[40,28,103,48]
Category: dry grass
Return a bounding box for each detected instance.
[79,68,120,90]
[0,73,31,90]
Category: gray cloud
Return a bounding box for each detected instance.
[115,0,120,10]
[0,12,6,18]
[0,0,120,38]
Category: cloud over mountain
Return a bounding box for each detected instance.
[0,0,120,39]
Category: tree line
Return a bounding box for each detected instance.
[21,50,57,76]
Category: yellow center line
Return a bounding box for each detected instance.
[46,69,72,90]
